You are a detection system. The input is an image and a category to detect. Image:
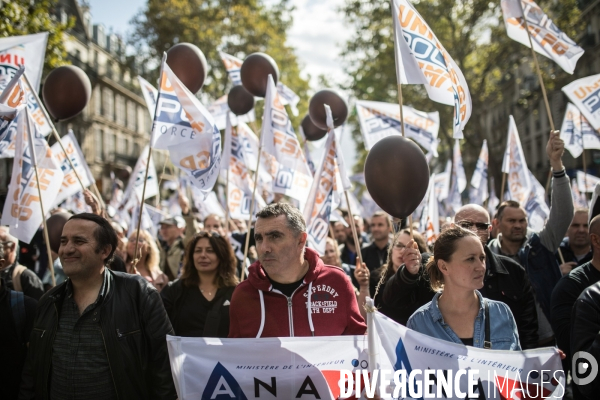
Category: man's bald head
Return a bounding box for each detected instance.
[0,226,18,266]
[455,204,490,223]
[589,215,600,236]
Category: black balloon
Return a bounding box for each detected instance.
[308,89,348,130]
[240,53,279,97]
[42,66,91,121]
[166,43,208,94]
[46,212,73,254]
[227,85,255,116]
[364,136,430,219]
[301,115,327,141]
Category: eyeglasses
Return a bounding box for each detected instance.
[456,221,491,231]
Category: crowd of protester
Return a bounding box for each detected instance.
[1,131,599,399]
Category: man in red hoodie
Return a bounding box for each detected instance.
[229,203,366,337]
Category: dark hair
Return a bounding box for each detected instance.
[371,211,392,228]
[426,226,478,291]
[494,200,522,220]
[180,231,238,288]
[255,203,306,236]
[68,213,118,265]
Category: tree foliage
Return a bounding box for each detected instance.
[341,0,582,177]
[0,0,73,74]
[130,0,310,126]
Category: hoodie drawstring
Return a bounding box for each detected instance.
[307,281,314,336]
[256,290,265,338]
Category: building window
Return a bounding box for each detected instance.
[137,105,146,133]
[117,134,126,154]
[95,129,103,160]
[93,87,101,116]
[103,87,114,120]
[115,95,126,126]
[105,130,115,159]
[127,100,137,131]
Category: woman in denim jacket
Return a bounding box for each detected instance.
[407,226,521,350]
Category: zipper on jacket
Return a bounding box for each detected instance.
[100,329,120,399]
[286,297,294,337]
[32,328,46,338]
[116,328,141,338]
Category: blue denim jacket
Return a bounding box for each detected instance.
[407,291,521,350]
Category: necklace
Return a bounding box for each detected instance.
[200,288,214,296]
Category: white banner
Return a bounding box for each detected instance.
[422,174,439,245]
[303,132,340,255]
[392,0,471,138]
[152,58,222,197]
[562,74,600,131]
[277,82,300,117]
[374,311,564,400]
[0,32,48,92]
[572,179,588,208]
[121,145,159,208]
[51,131,95,206]
[219,51,243,86]
[355,100,439,155]
[469,140,489,204]
[560,102,600,158]
[1,108,63,243]
[577,170,600,193]
[502,116,531,206]
[501,0,583,74]
[138,75,159,119]
[524,170,549,232]
[260,75,313,203]
[207,94,256,131]
[488,177,500,217]
[223,114,266,220]
[435,165,450,201]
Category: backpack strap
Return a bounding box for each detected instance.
[10,289,26,343]
[483,299,492,349]
[11,265,26,293]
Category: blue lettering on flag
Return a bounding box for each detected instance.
[201,362,248,400]
[583,88,600,114]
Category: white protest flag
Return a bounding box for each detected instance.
[373,311,564,400]
[559,102,600,157]
[277,81,300,116]
[446,140,466,213]
[51,130,95,206]
[501,0,583,74]
[121,145,159,208]
[127,201,156,238]
[391,0,472,138]
[469,140,489,204]
[562,74,600,131]
[298,125,316,176]
[207,94,256,131]
[525,170,550,232]
[577,170,600,193]
[572,179,588,208]
[502,116,532,206]
[194,190,226,220]
[435,163,451,201]
[137,76,159,119]
[355,100,439,155]
[0,73,53,158]
[219,51,243,86]
[152,57,222,197]
[60,191,92,214]
[488,177,500,217]
[260,75,313,203]
[422,174,439,245]
[223,114,266,220]
[0,32,48,92]
[1,108,63,243]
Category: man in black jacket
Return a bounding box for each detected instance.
[19,213,177,400]
[571,281,600,399]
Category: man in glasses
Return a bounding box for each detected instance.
[0,227,44,300]
[454,204,538,349]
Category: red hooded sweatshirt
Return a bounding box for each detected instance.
[228,247,366,338]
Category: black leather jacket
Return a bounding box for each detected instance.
[571,281,600,400]
[19,269,177,400]
[382,247,539,349]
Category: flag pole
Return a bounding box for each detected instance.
[397,85,414,240]
[133,53,166,268]
[500,173,507,203]
[516,1,558,195]
[25,110,55,286]
[224,122,232,234]
[241,136,262,281]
